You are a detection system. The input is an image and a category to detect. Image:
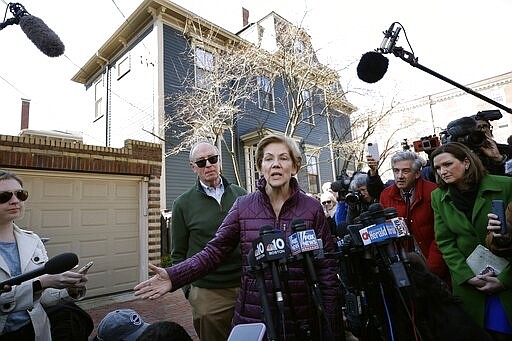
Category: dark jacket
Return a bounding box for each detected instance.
[170,175,247,290]
[432,174,512,327]
[166,177,340,340]
[380,177,450,284]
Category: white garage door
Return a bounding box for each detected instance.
[13,170,144,298]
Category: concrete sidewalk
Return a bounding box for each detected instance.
[78,290,199,340]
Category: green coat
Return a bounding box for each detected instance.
[431,174,512,327]
[170,175,247,290]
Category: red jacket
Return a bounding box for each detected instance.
[380,177,450,284]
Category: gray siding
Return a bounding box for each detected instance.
[161,23,350,204]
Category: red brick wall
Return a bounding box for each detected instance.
[0,134,163,263]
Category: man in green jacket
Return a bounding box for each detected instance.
[170,141,247,341]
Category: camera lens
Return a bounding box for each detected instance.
[345,192,360,204]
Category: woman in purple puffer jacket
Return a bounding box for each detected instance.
[134,134,341,340]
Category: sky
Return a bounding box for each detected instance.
[1,0,511,138]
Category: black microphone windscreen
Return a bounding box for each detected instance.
[44,252,78,274]
[259,225,274,236]
[357,51,389,83]
[383,207,398,218]
[19,15,65,57]
[290,219,306,232]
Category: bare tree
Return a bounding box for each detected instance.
[164,15,356,185]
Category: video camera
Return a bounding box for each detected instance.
[440,116,486,150]
[439,111,500,150]
[412,135,440,153]
[330,170,351,200]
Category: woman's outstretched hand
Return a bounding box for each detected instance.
[133,263,172,300]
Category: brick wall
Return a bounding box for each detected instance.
[0,134,163,264]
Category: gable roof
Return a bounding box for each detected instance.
[71,0,240,85]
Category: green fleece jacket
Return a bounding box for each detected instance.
[432,174,512,327]
[170,175,247,290]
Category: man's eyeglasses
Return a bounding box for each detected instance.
[322,200,332,205]
[194,155,219,168]
[0,190,29,204]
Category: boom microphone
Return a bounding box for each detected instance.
[19,15,65,57]
[0,252,78,287]
[357,51,389,84]
[8,3,65,57]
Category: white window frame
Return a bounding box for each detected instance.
[257,75,275,112]
[194,46,214,89]
[301,89,314,125]
[305,153,320,194]
[117,54,131,80]
[94,77,104,120]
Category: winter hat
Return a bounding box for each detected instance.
[96,309,150,341]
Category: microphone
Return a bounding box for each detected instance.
[364,204,411,287]
[378,23,395,53]
[357,51,389,84]
[9,3,65,57]
[357,22,402,83]
[290,219,324,314]
[378,22,401,54]
[0,252,78,287]
[253,225,287,318]
[248,249,277,341]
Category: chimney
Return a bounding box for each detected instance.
[20,98,30,130]
[242,7,249,27]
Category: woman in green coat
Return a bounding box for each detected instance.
[430,142,512,340]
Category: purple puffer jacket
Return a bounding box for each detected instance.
[167,177,341,340]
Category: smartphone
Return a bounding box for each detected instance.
[491,200,507,235]
[367,142,380,162]
[227,323,266,341]
[78,261,94,274]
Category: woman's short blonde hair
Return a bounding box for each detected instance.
[255,134,302,172]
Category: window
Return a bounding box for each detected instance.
[94,77,104,119]
[301,90,314,124]
[294,39,305,54]
[244,143,261,192]
[117,54,131,80]
[306,154,319,194]
[195,47,214,89]
[257,75,275,112]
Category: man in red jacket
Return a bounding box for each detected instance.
[379,150,450,286]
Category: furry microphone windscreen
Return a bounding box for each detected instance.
[19,15,65,57]
[357,51,389,83]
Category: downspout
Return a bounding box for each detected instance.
[96,52,111,146]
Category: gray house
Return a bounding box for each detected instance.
[72,0,356,209]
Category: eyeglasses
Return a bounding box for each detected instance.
[194,155,219,168]
[322,200,332,205]
[0,190,29,204]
